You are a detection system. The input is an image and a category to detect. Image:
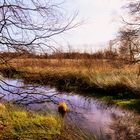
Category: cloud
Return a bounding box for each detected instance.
[54,0,127,51]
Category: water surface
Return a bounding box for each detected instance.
[0,79,124,139]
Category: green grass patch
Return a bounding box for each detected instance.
[0,103,95,140]
[114,99,140,113]
[0,103,61,140]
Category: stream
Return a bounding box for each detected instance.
[0,79,126,140]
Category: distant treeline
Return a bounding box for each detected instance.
[50,50,118,59]
[0,49,119,60]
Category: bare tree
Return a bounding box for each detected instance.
[0,0,79,104]
[0,0,78,54]
[117,1,140,63]
[118,27,140,63]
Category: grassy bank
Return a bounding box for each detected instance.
[23,72,140,113]
[0,103,61,140]
[0,58,140,113]
[0,102,95,140]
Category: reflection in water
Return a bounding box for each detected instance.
[0,79,124,140]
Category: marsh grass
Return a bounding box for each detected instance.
[1,58,140,112]
[0,103,61,140]
[0,103,96,140]
[58,124,96,140]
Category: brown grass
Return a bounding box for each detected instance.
[0,58,140,113]
[4,58,140,88]
[0,58,140,139]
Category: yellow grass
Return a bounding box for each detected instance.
[3,58,139,89]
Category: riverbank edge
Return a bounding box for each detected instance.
[0,67,140,114]
[0,101,96,140]
[24,72,140,114]
[0,102,62,139]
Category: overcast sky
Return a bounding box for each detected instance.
[53,0,128,52]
